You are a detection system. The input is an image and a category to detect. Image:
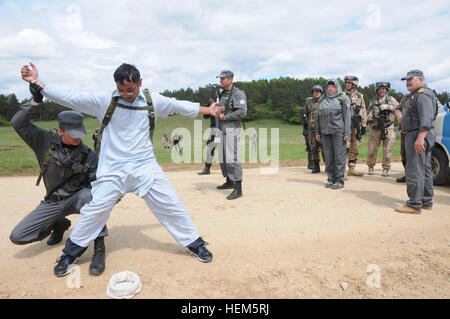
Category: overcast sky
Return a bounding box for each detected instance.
[1,0,449,100]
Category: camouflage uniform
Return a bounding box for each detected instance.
[345,89,367,170]
[305,96,323,162]
[367,93,399,173]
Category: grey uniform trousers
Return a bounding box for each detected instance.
[10,187,108,245]
[405,129,435,211]
[219,127,242,182]
[321,132,347,185]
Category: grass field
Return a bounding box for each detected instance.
[0,115,401,175]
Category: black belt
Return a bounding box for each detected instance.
[47,194,69,201]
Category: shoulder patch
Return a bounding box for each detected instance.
[240,99,245,105]
[418,88,425,94]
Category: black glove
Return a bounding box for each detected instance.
[29,82,43,103]
[361,127,367,135]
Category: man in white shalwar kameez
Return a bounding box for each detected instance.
[21,62,221,277]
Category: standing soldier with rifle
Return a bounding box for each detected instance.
[299,107,313,170]
[305,84,324,173]
[366,82,399,177]
[215,70,247,200]
[344,75,367,177]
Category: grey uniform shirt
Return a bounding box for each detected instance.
[218,86,247,130]
[10,102,98,198]
[401,85,436,132]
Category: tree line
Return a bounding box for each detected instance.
[0,93,68,126]
[161,77,449,124]
[1,77,448,126]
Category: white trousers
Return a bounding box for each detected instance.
[69,161,199,248]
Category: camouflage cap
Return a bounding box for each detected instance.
[216,70,234,78]
[57,110,87,138]
[401,70,424,81]
[344,75,359,86]
[375,81,391,90]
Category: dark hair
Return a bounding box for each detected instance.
[113,63,141,84]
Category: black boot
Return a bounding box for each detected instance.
[89,236,105,275]
[198,163,211,175]
[396,176,406,183]
[227,181,243,200]
[307,154,313,169]
[47,218,71,246]
[217,177,234,189]
[311,160,320,174]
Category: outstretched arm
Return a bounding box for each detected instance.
[152,93,223,118]
[21,62,109,120]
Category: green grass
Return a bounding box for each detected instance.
[0,116,400,175]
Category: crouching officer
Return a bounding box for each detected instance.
[9,82,108,275]
[215,70,247,200]
[395,70,437,214]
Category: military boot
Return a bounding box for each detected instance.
[217,178,234,190]
[396,176,406,183]
[307,158,313,170]
[47,218,71,246]
[227,181,243,200]
[348,166,364,177]
[89,236,105,275]
[368,167,375,175]
[198,163,211,175]
[311,161,320,173]
[382,169,389,177]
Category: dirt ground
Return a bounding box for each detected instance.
[0,162,449,299]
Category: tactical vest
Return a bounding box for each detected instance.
[36,130,88,186]
[36,130,92,201]
[346,91,363,116]
[93,88,155,155]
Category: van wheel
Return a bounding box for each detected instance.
[431,147,449,186]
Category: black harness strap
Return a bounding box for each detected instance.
[44,150,89,201]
